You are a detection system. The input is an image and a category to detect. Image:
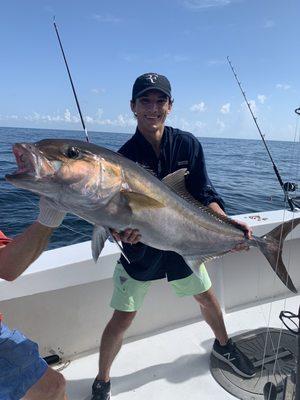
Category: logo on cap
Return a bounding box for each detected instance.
[145,73,158,84]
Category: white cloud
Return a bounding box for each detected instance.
[207,59,226,66]
[264,20,275,28]
[163,53,188,63]
[241,99,257,114]
[142,53,189,64]
[257,94,267,104]
[85,116,94,123]
[121,53,139,63]
[97,108,104,119]
[91,88,106,94]
[190,102,206,112]
[92,14,121,23]
[216,119,225,132]
[276,83,291,90]
[64,109,71,122]
[6,114,19,120]
[182,0,236,9]
[220,103,230,114]
[179,118,192,131]
[194,121,206,133]
[1,107,133,130]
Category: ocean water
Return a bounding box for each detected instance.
[0,126,299,250]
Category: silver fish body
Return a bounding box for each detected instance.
[6,139,299,293]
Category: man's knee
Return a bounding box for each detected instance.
[25,367,66,400]
[109,310,137,332]
[48,370,66,399]
[194,288,217,308]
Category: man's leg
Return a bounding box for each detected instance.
[98,310,137,382]
[194,288,228,345]
[23,367,67,400]
[92,262,150,399]
[194,288,255,378]
[171,265,255,378]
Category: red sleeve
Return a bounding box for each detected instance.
[0,230,12,246]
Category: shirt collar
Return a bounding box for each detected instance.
[133,127,170,153]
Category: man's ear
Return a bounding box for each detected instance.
[130,100,136,113]
[167,99,173,113]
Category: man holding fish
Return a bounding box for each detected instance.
[91,73,255,400]
[7,73,298,400]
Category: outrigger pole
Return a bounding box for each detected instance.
[227,57,300,212]
[53,17,89,143]
[52,19,131,263]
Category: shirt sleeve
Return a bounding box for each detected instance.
[0,230,12,246]
[185,139,225,211]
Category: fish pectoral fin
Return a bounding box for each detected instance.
[121,191,164,211]
[183,256,210,277]
[92,225,110,263]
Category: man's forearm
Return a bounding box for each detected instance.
[0,222,54,281]
[208,202,227,217]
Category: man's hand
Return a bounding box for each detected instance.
[233,219,253,239]
[111,228,141,244]
[231,219,253,252]
[38,197,66,228]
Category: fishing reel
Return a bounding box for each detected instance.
[283,182,298,193]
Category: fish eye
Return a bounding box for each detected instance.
[66,146,81,159]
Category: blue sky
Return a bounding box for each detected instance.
[1,0,299,140]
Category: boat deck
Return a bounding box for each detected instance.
[62,295,299,400]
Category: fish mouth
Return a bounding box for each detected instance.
[6,143,42,181]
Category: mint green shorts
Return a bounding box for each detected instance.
[110,262,211,312]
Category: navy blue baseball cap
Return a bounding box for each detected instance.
[132,73,172,101]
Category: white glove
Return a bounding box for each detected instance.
[37,197,66,228]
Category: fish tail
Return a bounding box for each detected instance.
[256,218,300,294]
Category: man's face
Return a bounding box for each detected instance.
[131,90,172,134]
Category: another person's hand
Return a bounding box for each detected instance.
[111,228,141,244]
[37,197,66,228]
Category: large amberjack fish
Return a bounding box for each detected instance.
[6,139,299,293]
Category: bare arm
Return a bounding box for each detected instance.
[0,197,66,281]
[0,222,54,281]
[208,201,252,239]
[208,201,227,217]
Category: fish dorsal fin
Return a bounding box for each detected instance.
[162,168,189,194]
[162,169,246,231]
[121,191,164,211]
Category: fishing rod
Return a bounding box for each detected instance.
[53,18,130,263]
[227,57,300,212]
[53,18,89,142]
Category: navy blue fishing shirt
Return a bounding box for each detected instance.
[118,126,225,282]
